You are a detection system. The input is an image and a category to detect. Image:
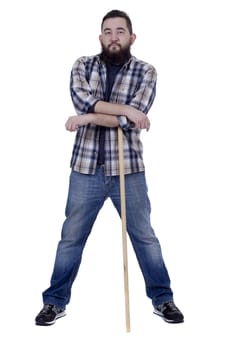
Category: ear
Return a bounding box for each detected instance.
[99,34,102,43]
[130,33,136,45]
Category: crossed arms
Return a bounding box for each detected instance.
[65,101,150,132]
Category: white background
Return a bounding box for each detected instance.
[0,0,232,348]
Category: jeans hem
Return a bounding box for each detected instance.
[152,297,174,308]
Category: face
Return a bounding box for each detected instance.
[99,17,136,56]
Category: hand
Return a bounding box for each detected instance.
[126,106,150,131]
[65,115,87,132]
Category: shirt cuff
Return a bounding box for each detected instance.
[87,100,99,113]
[117,116,135,130]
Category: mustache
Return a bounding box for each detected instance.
[108,42,121,48]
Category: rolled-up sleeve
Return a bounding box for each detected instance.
[70,58,100,114]
[129,65,157,114]
[117,116,135,130]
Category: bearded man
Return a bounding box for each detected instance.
[35,9,184,326]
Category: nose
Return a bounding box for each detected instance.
[110,32,119,42]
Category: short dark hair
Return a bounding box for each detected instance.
[101,10,133,34]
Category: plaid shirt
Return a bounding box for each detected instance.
[69,55,157,176]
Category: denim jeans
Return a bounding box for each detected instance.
[43,167,173,307]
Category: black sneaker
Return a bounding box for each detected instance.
[35,304,66,326]
[153,301,184,323]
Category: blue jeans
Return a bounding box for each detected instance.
[43,167,173,307]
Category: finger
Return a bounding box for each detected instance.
[65,122,75,132]
[65,118,72,130]
[71,123,79,132]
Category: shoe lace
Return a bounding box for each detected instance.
[163,302,178,312]
[41,304,54,314]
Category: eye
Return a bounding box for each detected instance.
[103,30,112,35]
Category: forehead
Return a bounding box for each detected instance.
[102,17,128,31]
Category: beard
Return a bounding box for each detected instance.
[99,43,131,65]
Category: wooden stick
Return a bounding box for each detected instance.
[118,127,131,332]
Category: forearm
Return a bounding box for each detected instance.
[94,101,130,118]
[88,113,119,127]
[94,100,150,130]
[65,113,119,132]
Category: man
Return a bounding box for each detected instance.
[35,9,184,326]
